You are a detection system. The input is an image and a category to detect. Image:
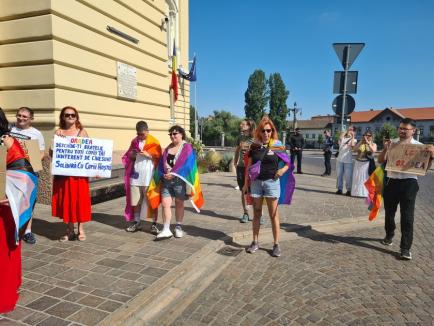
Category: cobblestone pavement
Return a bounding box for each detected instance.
[176,159,434,326]
[1,156,432,325]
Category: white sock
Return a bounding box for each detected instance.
[163,223,171,231]
[25,229,31,235]
[134,212,140,223]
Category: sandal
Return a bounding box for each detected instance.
[59,231,76,242]
[77,233,86,241]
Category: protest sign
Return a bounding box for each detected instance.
[51,136,113,178]
[385,143,431,176]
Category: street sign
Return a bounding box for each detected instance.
[333,43,365,69]
[333,71,358,94]
[332,94,355,116]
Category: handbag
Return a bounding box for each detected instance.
[248,147,267,181]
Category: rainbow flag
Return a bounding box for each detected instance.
[364,165,385,221]
[122,134,162,221]
[147,142,204,212]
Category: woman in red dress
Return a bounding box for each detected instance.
[51,106,91,242]
[0,107,37,313]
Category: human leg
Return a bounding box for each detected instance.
[296,151,302,173]
[336,161,344,192]
[382,180,400,242]
[399,179,418,251]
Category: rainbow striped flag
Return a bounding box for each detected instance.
[147,142,204,212]
[364,165,385,221]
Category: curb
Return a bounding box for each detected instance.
[100,214,383,326]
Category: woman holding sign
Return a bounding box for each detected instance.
[51,106,91,242]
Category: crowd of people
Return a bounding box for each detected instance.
[1,105,433,313]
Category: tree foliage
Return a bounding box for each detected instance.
[202,110,241,146]
[268,73,289,133]
[244,70,268,123]
[375,123,399,149]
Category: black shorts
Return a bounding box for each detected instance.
[236,166,246,189]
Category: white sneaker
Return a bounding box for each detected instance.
[174,226,184,238]
[156,228,173,240]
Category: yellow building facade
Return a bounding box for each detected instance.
[0,0,190,152]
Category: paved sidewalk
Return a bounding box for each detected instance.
[1,162,432,325]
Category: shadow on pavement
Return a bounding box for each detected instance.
[201,182,237,189]
[31,217,66,240]
[294,186,335,195]
[185,207,239,221]
[280,222,398,257]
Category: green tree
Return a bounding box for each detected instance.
[268,73,289,133]
[375,123,398,149]
[202,110,241,146]
[317,134,324,146]
[189,105,196,137]
[244,69,268,123]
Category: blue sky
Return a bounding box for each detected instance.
[189,0,434,119]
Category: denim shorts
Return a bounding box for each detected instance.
[250,178,280,198]
[161,176,188,200]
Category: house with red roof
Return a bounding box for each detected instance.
[349,107,434,142]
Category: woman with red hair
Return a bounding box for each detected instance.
[242,117,293,257]
[51,106,91,242]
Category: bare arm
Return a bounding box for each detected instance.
[242,157,252,194]
[233,145,241,167]
[377,139,391,164]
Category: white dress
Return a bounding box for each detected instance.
[351,159,369,197]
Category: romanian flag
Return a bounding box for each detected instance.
[122,134,162,221]
[171,41,178,102]
[364,165,385,221]
[147,142,204,212]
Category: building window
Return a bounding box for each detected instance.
[430,126,434,137]
[305,134,309,139]
[312,134,316,139]
[418,127,424,137]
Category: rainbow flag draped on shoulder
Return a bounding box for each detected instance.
[122,134,162,221]
[147,142,204,212]
[364,164,385,221]
[5,170,38,244]
[244,139,295,205]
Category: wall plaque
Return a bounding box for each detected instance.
[117,62,137,100]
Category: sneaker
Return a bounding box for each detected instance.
[174,226,184,238]
[260,217,265,225]
[126,222,140,232]
[246,241,259,254]
[336,190,343,195]
[381,237,393,246]
[271,244,281,257]
[345,191,351,196]
[400,249,412,260]
[23,232,36,244]
[150,223,160,235]
[156,228,173,240]
[240,213,249,223]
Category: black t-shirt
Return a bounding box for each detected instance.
[249,146,281,181]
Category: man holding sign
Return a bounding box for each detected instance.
[378,118,434,260]
[10,107,45,245]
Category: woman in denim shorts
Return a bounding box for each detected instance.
[242,117,289,257]
[156,125,189,240]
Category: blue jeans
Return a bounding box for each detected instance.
[337,161,353,191]
[250,178,280,198]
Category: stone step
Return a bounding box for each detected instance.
[90,164,125,204]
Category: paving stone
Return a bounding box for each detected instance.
[22,311,50,325]
[2,306,34,321]
[78,295,105,308]
[45,301,82,319]
[97,300,120,312]
[36,316,70,326]
[26,296,60,311]
[68,307,108,326]
[44,287,71,298]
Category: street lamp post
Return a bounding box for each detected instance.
[288,102,302,132]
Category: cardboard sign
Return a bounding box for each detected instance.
[0,146,6,199]
[51,136,113,178]
[21,139,43,172]
[385,143,431,176]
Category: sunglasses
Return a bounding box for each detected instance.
[168,132,179,136]
[261,129,272,134]
[64,113,76,118]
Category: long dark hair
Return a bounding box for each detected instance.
[0,107,10,136]
[59,106,83,130]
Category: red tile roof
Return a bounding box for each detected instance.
[350,107,434,122]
